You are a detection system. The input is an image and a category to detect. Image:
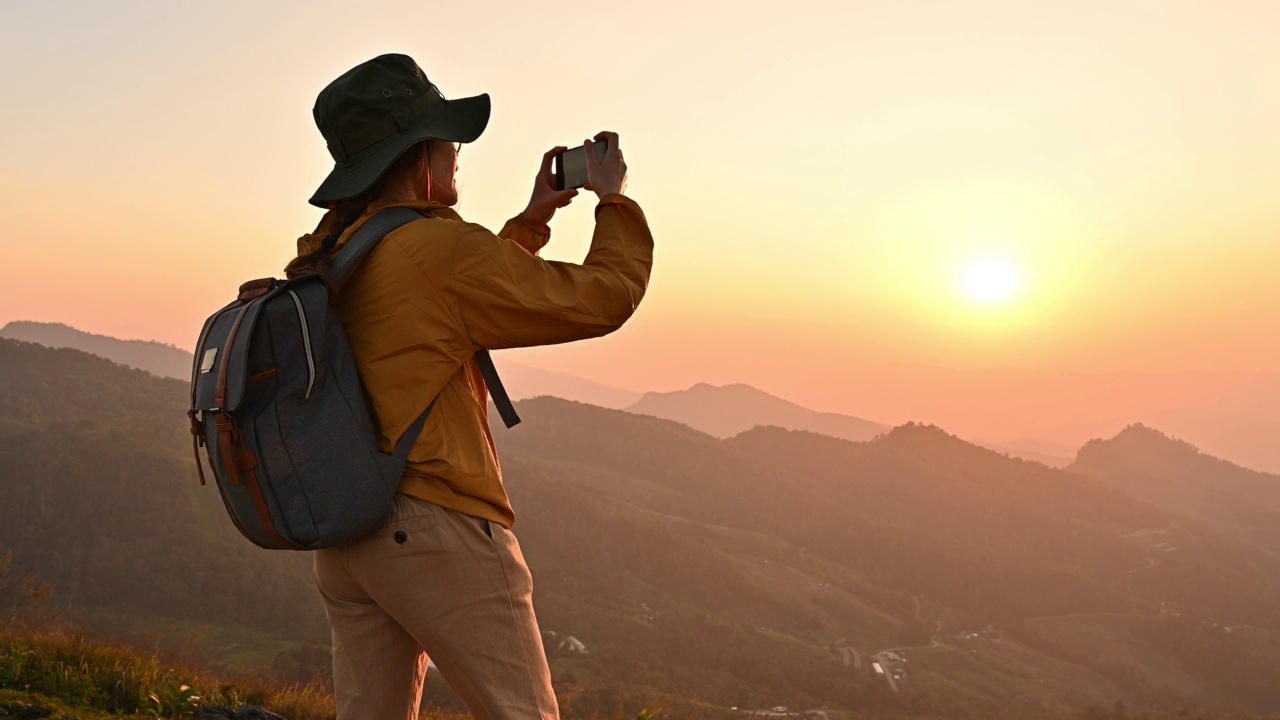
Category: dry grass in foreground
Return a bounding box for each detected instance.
[0,628,470,720]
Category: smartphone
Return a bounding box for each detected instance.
[554,138,610,191]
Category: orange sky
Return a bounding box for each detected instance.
[2,0,1279,418]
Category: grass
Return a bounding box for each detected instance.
[3,687,149,719]
[0,628,341,719]
[0,628,664,720]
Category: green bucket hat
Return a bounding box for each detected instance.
[308,53,490,207]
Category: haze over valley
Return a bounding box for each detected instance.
[4,329,1280,719]
[9,321,1278,475]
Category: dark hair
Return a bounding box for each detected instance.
[285,141,431,281]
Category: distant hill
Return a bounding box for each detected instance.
[805,366,1280,475]
[0,337,325,642]
[0,321,644,410]
[626,382,889,441]
[509,405,1280,713]
[1070,423,1280,557]
[7,338,1280,716]
[12,321,1280,477]
[492,358,642,409]
[623,382,1073,466]
[0,321,192,380]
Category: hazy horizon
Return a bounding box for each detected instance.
[9,318,1280,480]
[4,1,1280,409]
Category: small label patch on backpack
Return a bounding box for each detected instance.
[200,348,218,373]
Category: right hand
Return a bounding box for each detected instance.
[583,131,627,200]
[521,145,580,226]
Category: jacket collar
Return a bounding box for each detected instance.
[296,199,460,256]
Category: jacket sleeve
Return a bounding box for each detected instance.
[497,214,551,256]
[450,195,654,350]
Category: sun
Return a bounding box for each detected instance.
[963,257,1020,303]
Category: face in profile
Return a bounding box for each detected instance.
[424,139,460,206]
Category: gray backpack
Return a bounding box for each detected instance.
[187,207,520,550]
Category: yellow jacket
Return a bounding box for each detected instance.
[295,194,653,527]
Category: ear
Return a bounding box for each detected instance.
[423,144,434,203]
[416,142,431,172]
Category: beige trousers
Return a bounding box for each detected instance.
[313,493,560,720]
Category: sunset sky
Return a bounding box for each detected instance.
[2,0,1279,426]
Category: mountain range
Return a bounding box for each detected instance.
[4,336,1280,717]
[494,357,643,409]
[13,321,1280,478]
[804,365,1280,475]
[1072,424,1280,558]
[0,321,193,381]
[625,382,887,442]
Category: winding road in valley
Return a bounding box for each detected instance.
[869,595,942,692]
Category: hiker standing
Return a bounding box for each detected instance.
[287,54,653,720]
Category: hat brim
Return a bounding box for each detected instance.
[308,93,490,207]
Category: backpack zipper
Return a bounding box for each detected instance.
[285,290,316,399]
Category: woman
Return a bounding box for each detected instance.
[287,54,653,720]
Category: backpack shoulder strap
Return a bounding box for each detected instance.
[392,396,440,464]
[330,207,522,451]
[330,206,427,287]
[476,349,521,429]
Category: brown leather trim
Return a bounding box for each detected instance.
[241,462,300,550]
[245,368,277,383]
[189,430,206,486]
[214,301,254,410]
[210,300,259,486]
[237,278,276,301]
[214,414,299,549]
[214,414,241,486]
[211,461,263,548]
[207,295,299,549]
[235,447,258,472]
[189,300,235,486]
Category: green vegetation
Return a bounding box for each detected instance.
[0,630,335,719]
[0,339,329,645]
[0,551,333,719]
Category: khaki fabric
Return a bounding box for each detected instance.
[314,494,558,720]
[295,195,653,528]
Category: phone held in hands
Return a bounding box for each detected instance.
[554,138,610,191]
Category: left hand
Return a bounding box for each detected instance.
[520,146,579,226]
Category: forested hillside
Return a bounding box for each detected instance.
[1071,424,1280,557]
[625,382,887,441]
[4,338,1280,718]
[0,321,193,380]
[0,338,326,641]
[502,403,1280,714]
